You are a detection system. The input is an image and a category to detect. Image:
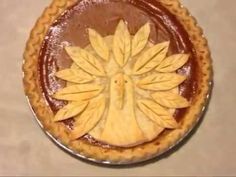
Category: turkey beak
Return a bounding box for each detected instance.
[115,73,125,109]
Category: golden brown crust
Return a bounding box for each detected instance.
[23,0,212,163]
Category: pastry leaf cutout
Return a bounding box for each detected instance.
[88,28,110,61]
[137,99,178,129]
[53,101,88,122]
[137,73,186,91]
[53,84,104,101]
[131,23,150,57]
[55,68,93,84]
[156,54,190,72]
[65,47,106,76]
[152,91,190,108]
[113,20,131,67]
[132,41,169,75]
[71,95,106,139]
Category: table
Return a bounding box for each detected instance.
[0,0,236,176]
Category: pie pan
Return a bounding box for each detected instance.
[23,0,213,165]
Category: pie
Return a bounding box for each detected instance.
[23,0,212,164]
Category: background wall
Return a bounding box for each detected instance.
[0,0,235,176]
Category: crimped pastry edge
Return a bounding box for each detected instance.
[23,0,212,164]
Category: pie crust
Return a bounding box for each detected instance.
[23,0,212,163]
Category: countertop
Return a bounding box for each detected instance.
[0,0,236,176]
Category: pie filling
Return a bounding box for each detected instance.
[39,0,198,148]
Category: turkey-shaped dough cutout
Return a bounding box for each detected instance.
[100,73,146,147]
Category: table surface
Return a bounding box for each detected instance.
[0,0,236,176]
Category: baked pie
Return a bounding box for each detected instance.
[23,0,212,164]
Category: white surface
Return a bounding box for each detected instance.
[0,0,236,176]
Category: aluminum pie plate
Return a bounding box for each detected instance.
[25,80,212,166]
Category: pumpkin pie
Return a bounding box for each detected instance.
[23,0,212,164]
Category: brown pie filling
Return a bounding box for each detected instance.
[39,0,198,148]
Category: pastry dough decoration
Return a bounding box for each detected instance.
[113,20,131,67]
[131,23,150,57]
[88,28,110,61]
[100,73,146,147]
[137,99,178,129]
[71,95,106,140]
[53,84,104,101]
[132,42,169,75]
[55,68,93,84]
[137,73,187,91]
[152,91,190,108]
[65,47,106,76]
[53,20,190,147]
[156,54,190,72]
[54,101,88,122]
[112,73,125,109]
